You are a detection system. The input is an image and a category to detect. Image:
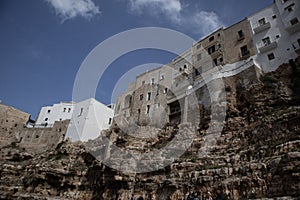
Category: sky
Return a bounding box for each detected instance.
[0,0,273,119]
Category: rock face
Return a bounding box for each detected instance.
[1,58,300,199]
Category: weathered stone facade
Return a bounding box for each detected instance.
[17,120,69,154]
[224,18,256,64]
[115,18,260,128]
[0,104,30,146]
[115,65,173,127]
[0,104,69,154]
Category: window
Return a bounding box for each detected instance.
[219,57,224,63]
[45,118,48,121]
[108,118,112,125]
[68,108,71,113]
[151,78,155,85]
[195,68,201,76]
[163,88,168,94]
[197,53,202,61]
[47,110,51,113]
[160,75,165,80]
[63,108,66,112]
[283,0,289,2]
[240,45,250,56]
[59,118,62,121]
[209,36,214,42]
[258,18,266,25]
[179,67,183,72]
[238,30,244,39]
[147,92,151,101]
[140,94,143,101]
[290,18,299,25]
[208,45,216,55]
[268,53,275,60]
[142,80,145,85]
[183,64,187,69]
[276,34,280,38]
[272,15,277,19]
[196,44,201,49]
[79,108,83,116]
[217,33,220,37]
[146,105,150,114]
[285,3,295,12]
[213,58,218,66]
[262,37,271,46]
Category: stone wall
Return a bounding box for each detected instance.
[224,18,256,64]
[16,120,69,154]
[0,104,30,146]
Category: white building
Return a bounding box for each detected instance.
[35,102,74,127]
[35,98,114,141]
[66,98,114,141]
[248,0,300,72]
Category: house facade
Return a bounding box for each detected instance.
[114,0,300,127]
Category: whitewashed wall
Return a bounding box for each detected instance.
[248,3,299,72]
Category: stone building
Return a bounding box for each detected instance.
[0,103,68,153]
[17,120,69,154]
[114,65,173,127]
[0,104,31,145]
[223,18,256,64]
[115,0,300,128]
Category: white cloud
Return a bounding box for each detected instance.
[128,0,182,23]
[126,0,223,37]
[45,0,100,22]
[185,11,223,36]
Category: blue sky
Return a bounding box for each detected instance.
[0,0,273,119]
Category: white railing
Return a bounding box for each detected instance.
[191,58,257,93]
[292,41,300,50]
[257,37,277,49]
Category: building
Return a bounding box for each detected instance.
[248,0,300,72]
[36,98,114,141]
[115,0,300,127]
[35,101,74,127]
[114,65,173,127]
[0,103,31,145]
[66,98,114,141]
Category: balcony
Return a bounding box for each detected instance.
[239,51,250,60]
[292,40,300,54]
[173,68,189,78]
[253,21,271,34]
[258,39,278,54]
[286,21,300,34]
[209,48,223,58]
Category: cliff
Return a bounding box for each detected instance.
[0,57,300,199]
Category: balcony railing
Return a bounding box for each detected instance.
[240,50,250,60]
[258,39,278,53]
[173,68,189,78]
[293,41,300,54]
[209,48,223,58]
[253,21,271,34]
[286,21,300,34]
